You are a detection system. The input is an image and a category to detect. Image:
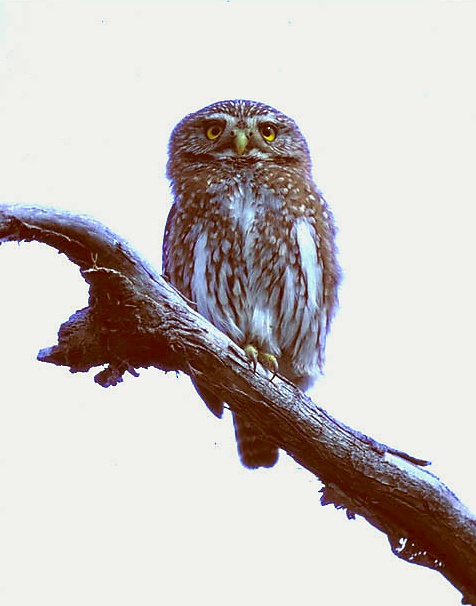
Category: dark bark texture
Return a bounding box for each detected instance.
[1,204,475,603]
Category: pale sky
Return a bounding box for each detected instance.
[0,2,475,605]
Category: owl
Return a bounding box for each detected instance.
[163,99,341,469]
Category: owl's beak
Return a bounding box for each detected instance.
[233,129,249,156]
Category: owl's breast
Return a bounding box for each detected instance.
[163,165,331,387]
[186,180,324,377]
[210,177,288,276]
[188,181,270,337]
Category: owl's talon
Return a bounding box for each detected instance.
[259,352,279,380]
[244,344,259,372]
[244,346,278,379]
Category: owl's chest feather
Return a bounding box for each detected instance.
[186,179,323,368]
[227,184,258,238]
[205,177,290,266]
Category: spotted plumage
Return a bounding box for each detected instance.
[163,99,341,468]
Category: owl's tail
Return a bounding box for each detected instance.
[233,414,279,469]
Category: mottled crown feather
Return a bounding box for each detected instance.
[173,98,291,124]
[192,99,291,120]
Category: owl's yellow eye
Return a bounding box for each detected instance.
[206,124,224,140]
[259,123,277,142]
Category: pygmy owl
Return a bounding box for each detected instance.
[163,99,341,469]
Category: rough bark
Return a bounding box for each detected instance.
[1,203,475,603]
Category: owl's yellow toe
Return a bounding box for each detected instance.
[244,345,278,379]
[259,352,279,379]
[244,344,259,371]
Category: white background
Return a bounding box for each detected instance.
[1,2,475,604]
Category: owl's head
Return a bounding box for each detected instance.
[167,99,312,179]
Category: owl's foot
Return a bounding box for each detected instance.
[244,344,259,371]
[260,352,279,379]
[244,345,278,380]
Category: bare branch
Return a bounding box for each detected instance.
[1,204,475,603]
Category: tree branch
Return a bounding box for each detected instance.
[1,204,475,603]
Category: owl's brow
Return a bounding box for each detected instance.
[199,111,279,125]
[200,112,231,122]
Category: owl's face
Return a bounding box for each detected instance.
[167,99,312,178]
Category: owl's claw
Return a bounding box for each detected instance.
[244,345,278,380]
[260,353,279,380]
[244,344,259,372]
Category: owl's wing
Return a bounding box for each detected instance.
[191,377,224,419]
[161,203,179,281]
